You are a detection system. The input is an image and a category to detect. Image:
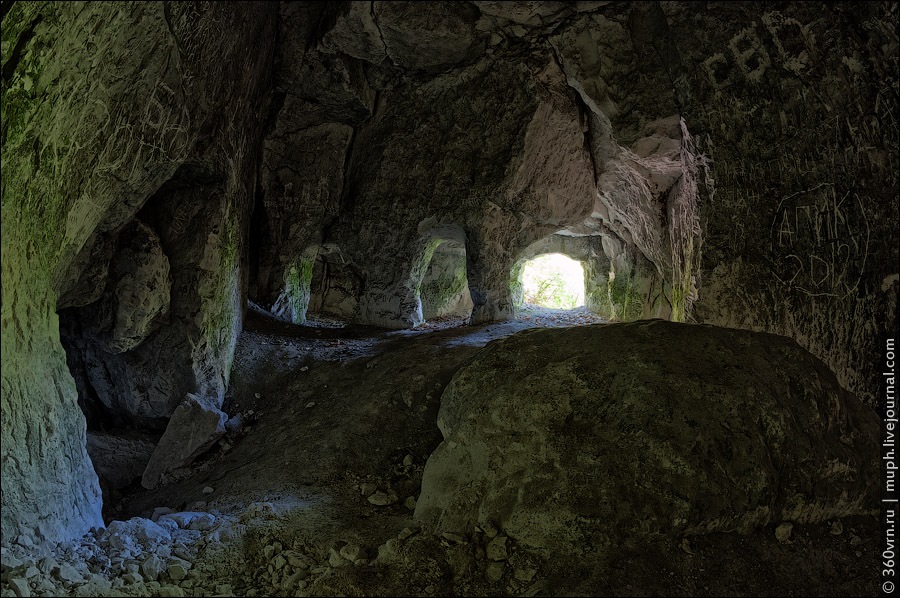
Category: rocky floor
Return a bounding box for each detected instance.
[0,307,880,597]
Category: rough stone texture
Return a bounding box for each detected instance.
[473,2,574,28]
[281,54,375,132]
[250,2,371,316]
[663,1,899,406]
[416,320,880,555]
[57,218,180,426]
[58,96,266,430]
[374,2,487,71]
[307,246,364,321]
[549,9,679,142]
[256,124,354,319]
[142,394,228,489]
[1,1,276,546]
[594,231,672,321]
[58,215,191,426]
[258,4,705,331]
[85,432,156,491]
[246,0,897,408]
[2,0,896,558]
[55,233,118,311]
[319,3,389,65]
[420,243,473,321]
[336,54,596,327]
[245,0,711,337]
[102,518,171,553]
[105,220,172,353]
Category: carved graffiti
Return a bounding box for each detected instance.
[769,185,870,298]
[728,27,771,83]
[705,11,819,89]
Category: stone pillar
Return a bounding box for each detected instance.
[466,246,515,324]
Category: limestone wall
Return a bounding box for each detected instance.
[1,2,277,546]
[666,2,899,405]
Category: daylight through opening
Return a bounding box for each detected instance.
[521,253,585,310]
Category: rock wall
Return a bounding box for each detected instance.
[251,2,708,330]
[248,0,896,404]
[337,52,597,327]
[307,245,364,321]
[663,1,899,405]
[251,3,365,316]
[2,0,896,551]
[1,2,276,546]
[421,243,473,321]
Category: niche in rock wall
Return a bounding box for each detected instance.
[308,245,362,322]
[419,240,473,322]
[592,233,673,322]
[56,164,229,498]
[57,219,178,433]
[269,245,362,326]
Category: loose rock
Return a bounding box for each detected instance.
[368,491,399,506]
[775,522,794,544]
[486,536,508,561]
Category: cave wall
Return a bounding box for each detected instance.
[251,0,895,404]
[338,53,597,326]
[1,2,276,546]
[2,0,896,551]
[252,2,708,330]
[421,243,473,321]
[662,1,899,405]
[307,245,364,320]
[252,2,365,316]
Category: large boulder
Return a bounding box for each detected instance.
[106,221,172,353]
[141,394,228,489]
[416,320,880,556]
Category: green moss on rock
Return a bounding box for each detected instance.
[587,272,644,322]
[282,256,315,324]
[421,255,468,315]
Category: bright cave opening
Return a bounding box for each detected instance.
[520,253,585,310]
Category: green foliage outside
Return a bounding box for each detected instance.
[520,254,585,310]
[509,269,525,308]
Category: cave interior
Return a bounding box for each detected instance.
[1,1,898,597]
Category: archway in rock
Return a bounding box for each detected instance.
[307,245,362,326]
[419,240,473,325]
[269,245,362,327]
[519,253,586,310]
[383,223,474,329]
[510,234,608,316]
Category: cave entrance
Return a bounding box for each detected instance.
[519,253,585,310]
[418,239,473,327]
